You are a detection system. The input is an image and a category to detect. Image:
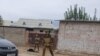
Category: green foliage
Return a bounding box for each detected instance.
[73,4,78,20]
[64,4,92,21]
[93,8,97,21]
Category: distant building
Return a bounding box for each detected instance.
[11,19,55,29]
[0,19,58,48]
[3,20,15,26]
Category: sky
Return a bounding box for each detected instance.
[0,0,100,21]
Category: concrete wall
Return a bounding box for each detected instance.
[0,26,57,47]
[0,26,26,46]
[57,21,100,54]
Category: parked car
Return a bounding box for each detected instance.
[0,36,18,56]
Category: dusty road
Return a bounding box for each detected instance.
[18,47,99,56]
[18,47,68,56]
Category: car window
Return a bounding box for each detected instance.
[0,36,5,39]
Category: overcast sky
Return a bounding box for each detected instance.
[0,0,100,21]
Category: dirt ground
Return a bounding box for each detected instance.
[18,47,100,56]
[18,47,68,56]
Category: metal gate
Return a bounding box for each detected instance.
[28,33,58,49]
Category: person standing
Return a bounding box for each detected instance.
[42,31,54,56]
[34,34,40,52]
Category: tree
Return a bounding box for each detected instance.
[73,4,78,20]
[69,6,73,19]
[64,4,91,21]
[78,7,83,20]
[93,8,97,21]
[0,16,3,26]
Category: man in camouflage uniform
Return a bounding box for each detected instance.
[42,31,54,56]
[34,34,40,52]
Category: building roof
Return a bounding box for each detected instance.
[3,20,15,26]
[60,20,100,23]
[10,19,55,29]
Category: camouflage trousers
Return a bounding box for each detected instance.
[42,46,54,56]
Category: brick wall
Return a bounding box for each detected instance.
[0,26,26,46]
[57,21,100,54]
